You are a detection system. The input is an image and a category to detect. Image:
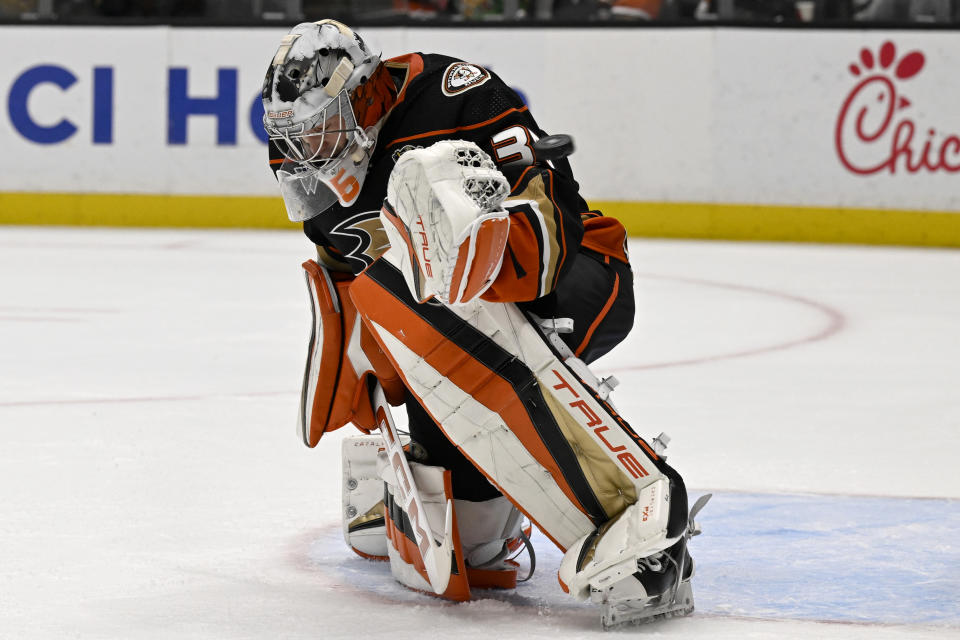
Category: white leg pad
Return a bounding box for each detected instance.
[365,293,668,551]
[370,322,596,549]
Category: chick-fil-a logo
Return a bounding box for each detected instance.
[835,41,960,175]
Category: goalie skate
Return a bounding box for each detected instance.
[593,539,695,629]
[589,494,711,629]
[600,583,695,629]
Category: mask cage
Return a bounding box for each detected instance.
[267,90,362,170]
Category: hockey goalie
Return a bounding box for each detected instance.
[261,20,708,628]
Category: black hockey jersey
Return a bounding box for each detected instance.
[269,53,629,303]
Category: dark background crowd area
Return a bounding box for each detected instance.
[1,0,958,26]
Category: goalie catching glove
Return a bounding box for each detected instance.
[381,140,511,306]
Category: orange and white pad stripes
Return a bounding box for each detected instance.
[299,259,404,447]
[350,259,667,551]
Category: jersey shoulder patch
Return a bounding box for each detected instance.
[442,62,491,97]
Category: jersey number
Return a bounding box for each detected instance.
[330,168,361,204]
[491,126,536,166]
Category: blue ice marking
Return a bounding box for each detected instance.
[692,491,960,625]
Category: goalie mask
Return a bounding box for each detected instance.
[262,20,383,219]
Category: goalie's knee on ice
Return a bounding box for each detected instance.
[341,433,527,599]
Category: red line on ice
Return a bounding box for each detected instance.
[610,273,846,372]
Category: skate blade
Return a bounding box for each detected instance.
[600,581,694,630]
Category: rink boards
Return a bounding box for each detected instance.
[1,25,960,246]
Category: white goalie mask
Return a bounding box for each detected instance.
[262,20,382,219]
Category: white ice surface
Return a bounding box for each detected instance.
[1,228,957,639]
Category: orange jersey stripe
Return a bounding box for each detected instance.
[575,268,620,357]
